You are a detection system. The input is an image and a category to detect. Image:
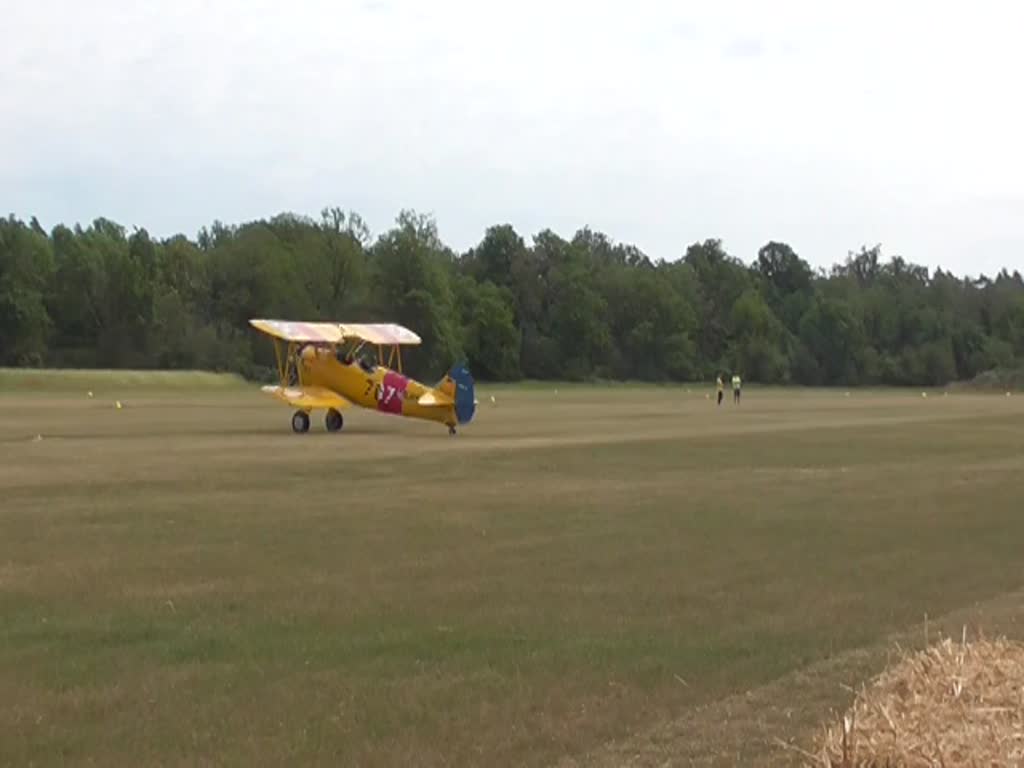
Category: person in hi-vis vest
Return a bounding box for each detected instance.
[731,373,742,404]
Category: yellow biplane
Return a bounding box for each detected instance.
[249,319,476,435]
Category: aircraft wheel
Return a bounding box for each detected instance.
[325,408,344,433]
[448,424,457,436]
[291,410,311,434]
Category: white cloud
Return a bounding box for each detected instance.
[2,0,1022,274]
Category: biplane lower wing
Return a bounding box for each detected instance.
[261,385,352,410]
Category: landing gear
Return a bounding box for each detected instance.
[325,408,344,433]
[291,410,310,434]
[448,424,457,436]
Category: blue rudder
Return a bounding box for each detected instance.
[448,363,475,425]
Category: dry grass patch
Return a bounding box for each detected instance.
[812,634,1024,766]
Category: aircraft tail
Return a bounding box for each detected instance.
[448,363,475,424]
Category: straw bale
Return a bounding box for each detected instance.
[812,634,1024,766]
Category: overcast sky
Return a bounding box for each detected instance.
[2,0,1022,275]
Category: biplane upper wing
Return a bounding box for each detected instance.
[338,323,421,346]
[250,320,420,346]
[261,385,352,410]
[249,319,345,344]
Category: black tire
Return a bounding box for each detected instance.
[291,410,310,434]
[325,408,344,433]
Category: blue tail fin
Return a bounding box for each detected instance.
[449,363,475,424]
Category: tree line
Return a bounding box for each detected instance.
[2,209,1023,385]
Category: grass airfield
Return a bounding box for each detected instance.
[2,374,1024,766]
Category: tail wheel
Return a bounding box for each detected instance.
[291,410,310,434]
[325,409,344,433]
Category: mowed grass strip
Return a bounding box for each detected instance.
[1,387,1022,766]
[0,367,247,394]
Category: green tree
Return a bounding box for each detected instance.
[369,211,462,378]
[463,224,526,289]
[49,222,110,365]
[454,277,520,380]
[755,241,814,336]
[0,217,55,365]
[683,239,752,375]
[316,207,369,316]
[799,297,866,384]
[2,206,1021,388]
[730,289,790,383]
